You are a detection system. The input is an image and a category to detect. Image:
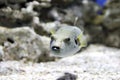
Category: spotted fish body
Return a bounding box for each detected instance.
[50,25,87,57]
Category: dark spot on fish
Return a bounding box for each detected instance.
[64,38,70,43]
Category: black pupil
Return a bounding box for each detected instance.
[75,39,80,45]
[51,36,54,40]
[50,36,54,45]
[75,39,78,45]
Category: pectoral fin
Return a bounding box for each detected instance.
[50,26,60,35]
[50,29,55,35]
[77,34,87,48]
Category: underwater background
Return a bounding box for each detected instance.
[0,0,120,80]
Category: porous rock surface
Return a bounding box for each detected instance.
[0,26,55,62]
[0,0,120,48]
[0,45,120,80]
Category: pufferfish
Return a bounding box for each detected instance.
[50,25,87,57]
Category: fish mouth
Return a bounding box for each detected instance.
[50,48,61,57]
[51,49,60,54]
[50,46,61,53]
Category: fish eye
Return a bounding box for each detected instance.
[75,39,78,45]
[64,38,70,42]
[75,38,80,45]
[51,36,55,40]
[50,36,55,45]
